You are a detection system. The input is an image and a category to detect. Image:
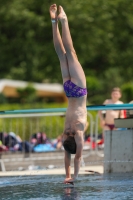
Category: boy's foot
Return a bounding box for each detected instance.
[49,4,57,20]
[57,6,67,22]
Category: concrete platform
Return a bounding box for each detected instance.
[104,130,133,173]
[0,165,103,176]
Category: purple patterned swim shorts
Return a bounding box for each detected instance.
[63,80,87,98]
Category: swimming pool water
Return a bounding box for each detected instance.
[0,173,133,200]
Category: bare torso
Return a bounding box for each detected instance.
[64,96,87,134]
[104,99,123,124]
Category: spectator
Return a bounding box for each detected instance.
[0,132,8,152]
[30,132,50,145]
[52,135,63,150]
[0,132,33,153]
[99,87,124,131]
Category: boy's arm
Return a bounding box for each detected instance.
[64,150,71,179]
[73,132,84,180]
[62,134,72,180]
[120,110,125,118]
[98,110,104,121]
[119,102,125,118]
[98,99,108,127]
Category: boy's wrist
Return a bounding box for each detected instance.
[66,175,71,179]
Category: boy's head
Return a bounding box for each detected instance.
[63,136,76,154]
[111,87,122,100]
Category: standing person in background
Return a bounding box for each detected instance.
[49,4,87,185]
[99,87,124,131]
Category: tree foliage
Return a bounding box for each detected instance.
[17,84,37,103]
[0,0,133,103]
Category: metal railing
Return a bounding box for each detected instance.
[0,111,95,171]
[0,103,132,171]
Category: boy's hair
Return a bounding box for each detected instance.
[63,136,76,154]
[111,87,122,94]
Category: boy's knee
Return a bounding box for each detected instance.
[57,53,66,62]
[65,50,78,61]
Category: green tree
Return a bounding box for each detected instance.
[17,84,37,104]
[0,0,133,104]
[121,83,133,103]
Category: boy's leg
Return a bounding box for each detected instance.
[50,4,70,83]
[58,6,86,88]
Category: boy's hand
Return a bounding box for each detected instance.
[64,178,74,185]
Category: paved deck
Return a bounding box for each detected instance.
[0,165,103,176]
